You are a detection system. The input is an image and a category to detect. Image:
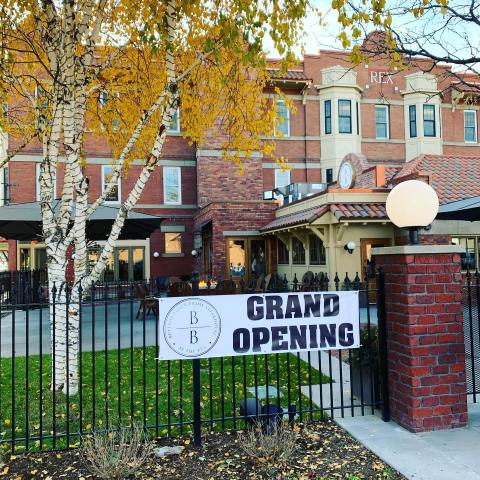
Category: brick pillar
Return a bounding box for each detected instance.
[372,245,467,433]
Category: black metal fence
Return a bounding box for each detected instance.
[463,270,480,401]
[0,270,388,453]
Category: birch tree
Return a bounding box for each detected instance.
[0,0,313,395]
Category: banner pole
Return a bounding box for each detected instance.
[191,270,202,447]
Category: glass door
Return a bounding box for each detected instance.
[132,247,145,281]
[20,248,31,270]
[249,239,266,279]
[228,239,246,280]
[226,237,268,285]
[117,248,129,281]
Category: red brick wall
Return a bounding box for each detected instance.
[395,234,453,246]
[196,155,265,207]
[194,201,276,279]
[374,251,467,432]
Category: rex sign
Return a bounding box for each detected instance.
[158,291,360,360]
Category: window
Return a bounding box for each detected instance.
[338,99,352,134]
[101,165,121,203]
[292,237,305,265]
[324,100,332,134]
[309,234,326,265]
[356,102,360,135]
[465,110,477,143]
[452,237,479,271]
[0,244,8,272]
[168,108,180,133]
[99,91,108,107]
[275,168,291,189]
[409,105,417,138]
[163,166,181,204]
[275,100,290,137]
[375,105,389,139]
[165,233,182,254]
[326,168,333,184]
[1,167,8,206]
[36,163,57,201]
[277,238,289,264]
[423,104,436,137]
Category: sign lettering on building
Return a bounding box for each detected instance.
[158,291,360,360]
[370,70,394,84]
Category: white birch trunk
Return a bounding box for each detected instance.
[35,0,180,396]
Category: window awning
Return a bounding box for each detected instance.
[0,201,164,241]
[437,196,480,222]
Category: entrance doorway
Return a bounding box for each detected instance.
[361,238,391,302]
[88,245,146,282]
[226,237,267,284]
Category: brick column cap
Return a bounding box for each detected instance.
[371,245,465,256]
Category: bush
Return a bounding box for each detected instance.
[237,420,297,465]
[81,426,153,479]
[349,326,379,368]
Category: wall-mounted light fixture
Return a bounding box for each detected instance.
[191,249,200,258]
[344,241,356,254]
[153,251,160,258]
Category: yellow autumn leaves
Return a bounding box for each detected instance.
[0,0,313,173]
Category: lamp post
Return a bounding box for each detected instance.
[386,180,439,245]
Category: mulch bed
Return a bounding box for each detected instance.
[3,420,405,480]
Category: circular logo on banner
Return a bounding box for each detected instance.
[163,298,222,358]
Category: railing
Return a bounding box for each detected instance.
[0,271,387,453]
[463,270,480,401]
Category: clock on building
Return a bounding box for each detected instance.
[338,161,355,189]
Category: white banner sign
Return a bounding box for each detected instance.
[158,291,360,360]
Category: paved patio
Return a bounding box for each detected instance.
[0,302,158,357]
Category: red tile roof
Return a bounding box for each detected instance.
[261,203,387,232]
[267,69,310,82]
[261,205,328,232]
[392,154,480,204]
[451,82,480,94]
[330,203,387,220]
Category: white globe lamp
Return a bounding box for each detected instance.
[386,180,439,245]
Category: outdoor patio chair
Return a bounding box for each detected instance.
[301,271,315,291]
[214,279,237,295]
[247,273,265,293]
[134,283,158,319]
[167,281,192,297]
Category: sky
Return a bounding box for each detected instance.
[263,0,480,74]
[263,0,344,57]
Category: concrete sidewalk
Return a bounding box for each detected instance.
[337,401,480,480]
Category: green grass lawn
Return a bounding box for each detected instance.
[0,348,329,452]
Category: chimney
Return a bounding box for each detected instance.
[375,165,386,187]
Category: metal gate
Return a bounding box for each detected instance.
[464,271,480,400]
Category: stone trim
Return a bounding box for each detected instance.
[372,245,465,255]
[223,230,260,237]
[160,225,185,233]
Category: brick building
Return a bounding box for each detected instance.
[2,39,480,282]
